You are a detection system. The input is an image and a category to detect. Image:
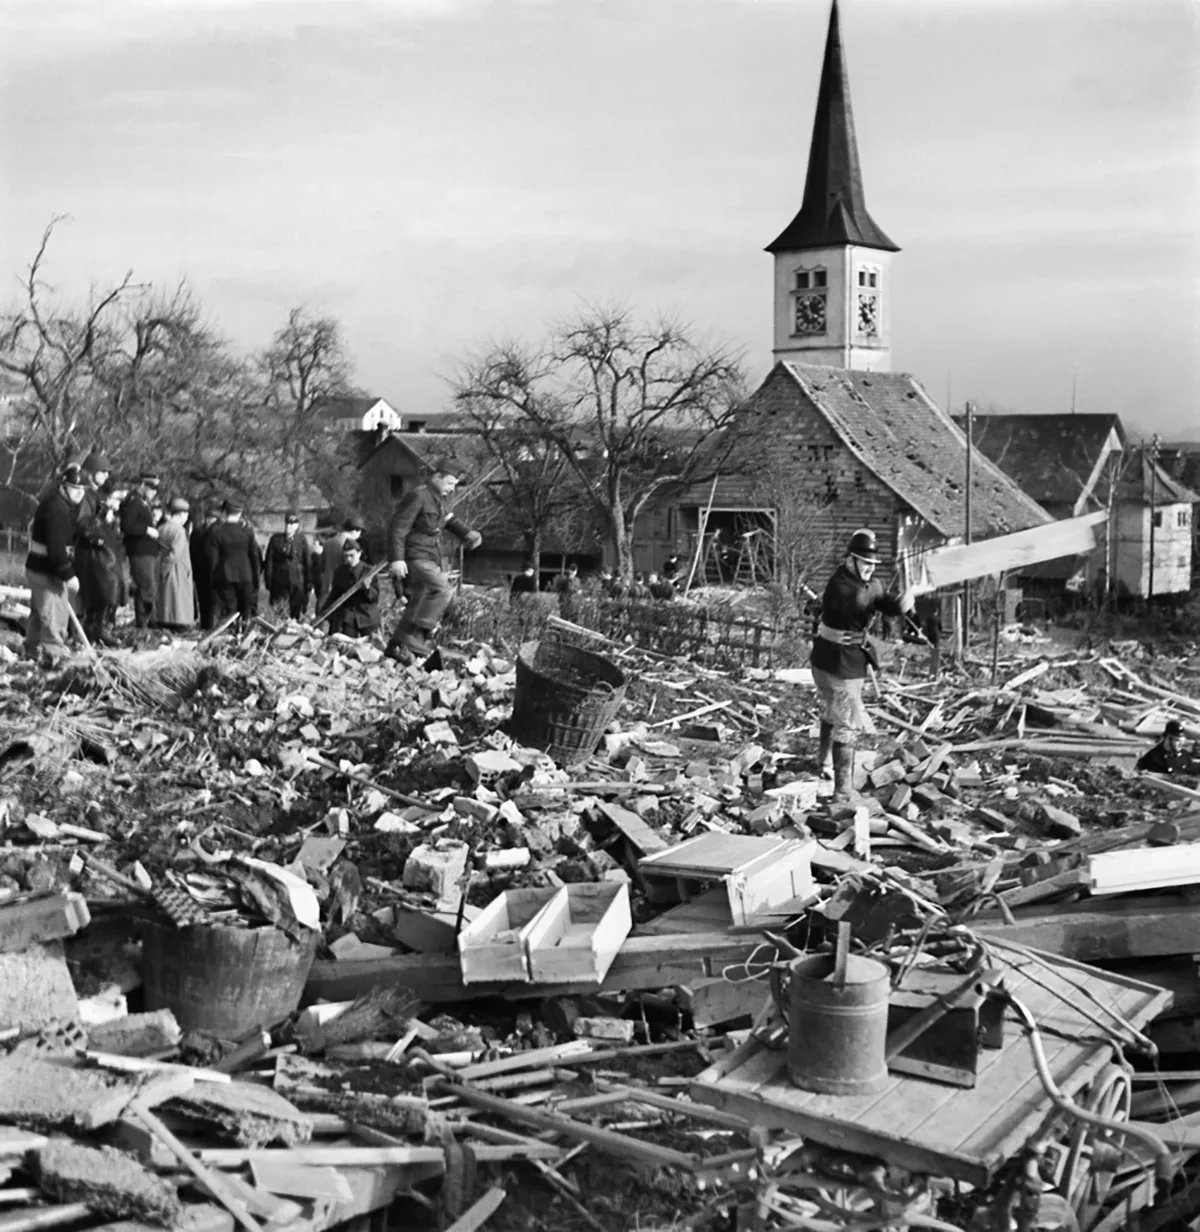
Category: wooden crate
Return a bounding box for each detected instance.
[638,833,816,926]
[524,882,632,984]
[458,887,560,984]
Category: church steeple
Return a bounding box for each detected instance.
[768,0,898,372]
[767,0,898,255]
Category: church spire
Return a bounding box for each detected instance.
[766,0,898,254]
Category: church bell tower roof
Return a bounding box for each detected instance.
[766,0,899,255]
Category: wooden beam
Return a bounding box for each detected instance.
[437,1082,699,1170]
[443,1188,506,1232]
[973,897,1200,962]
[304,933,761,1004]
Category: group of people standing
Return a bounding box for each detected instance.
[24,455,206,661]
[22,452,303,662]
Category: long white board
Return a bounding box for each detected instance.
[911,511,1107,591]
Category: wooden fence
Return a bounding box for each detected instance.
[447,590,807,669]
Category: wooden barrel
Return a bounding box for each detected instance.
[141,920,318,1038]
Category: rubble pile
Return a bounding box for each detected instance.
[1,610,1200,1231]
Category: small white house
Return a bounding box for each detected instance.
[1113,455,1196,597]
[315,396,403,434]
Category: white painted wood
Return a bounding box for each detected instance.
[524,882,632,984]
[912,512,1107,591]
[1089,844,1200,895]
[458,887,563,984]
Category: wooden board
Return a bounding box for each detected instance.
[912,512,1107,591]
[306,932,762,1004]
[690,949,1169,1187]
[972,897,1200,962]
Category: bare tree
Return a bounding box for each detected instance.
[258,308,356,507]
[0,218,138,490]
[453,306,748,579]
[749,455,841,599]
[453,395,596,567]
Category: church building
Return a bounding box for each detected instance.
[647,0,1049,591]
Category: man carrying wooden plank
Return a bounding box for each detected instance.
[810,528,914,800]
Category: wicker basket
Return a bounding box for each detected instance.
[141,919,318,1039]
[510,637,627,765]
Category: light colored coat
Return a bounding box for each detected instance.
[156,518,195,627]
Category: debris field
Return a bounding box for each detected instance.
[2,602,1200,1232]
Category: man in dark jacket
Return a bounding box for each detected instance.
[265,512,313,619]
[510,562,538,597]
[120,473,162,629]
[25,464,87,663]
[328,541,380,638]
[206,501,262,628]
[385,461,481,661]
[810,528,914,799]
[1137,720,1199,775]
[74,450,121,646]
[190,509,219,630]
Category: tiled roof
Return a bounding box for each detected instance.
[1117,453,1200,506]
[778,363,1052,538]
[356,430,486,476]
[962,413,1125,505]
[766,0,898,255]
[314,395,385,423]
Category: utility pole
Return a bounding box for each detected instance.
[963,400,974,656]
[1148,433,1161,600]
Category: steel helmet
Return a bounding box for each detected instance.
[847,528,881,563]
[61,464,85,487]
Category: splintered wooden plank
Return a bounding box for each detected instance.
[594,800,668,855]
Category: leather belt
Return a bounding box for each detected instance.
[818,622,867,647]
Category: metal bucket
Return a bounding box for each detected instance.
[772,952,891,1096]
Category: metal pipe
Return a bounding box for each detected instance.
[1006,993,1174,1182]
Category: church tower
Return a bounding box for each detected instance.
[768,0,899,371]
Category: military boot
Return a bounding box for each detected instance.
[832,742,858,802]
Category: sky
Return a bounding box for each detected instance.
[1,0,1198,440]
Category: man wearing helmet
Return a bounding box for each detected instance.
[811,528,914,800]
[24,464,88,663]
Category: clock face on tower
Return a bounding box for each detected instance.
[795,293,827,336]
[857,293,879,337]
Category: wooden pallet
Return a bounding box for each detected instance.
[691,948,1170,1188]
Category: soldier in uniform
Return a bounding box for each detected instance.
[385,459,481,662]
[810,528,914,800]
[265,511,314,619]
[25,464,87,663]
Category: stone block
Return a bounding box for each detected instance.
[0,941,79,1032]
[402,841,470,901]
